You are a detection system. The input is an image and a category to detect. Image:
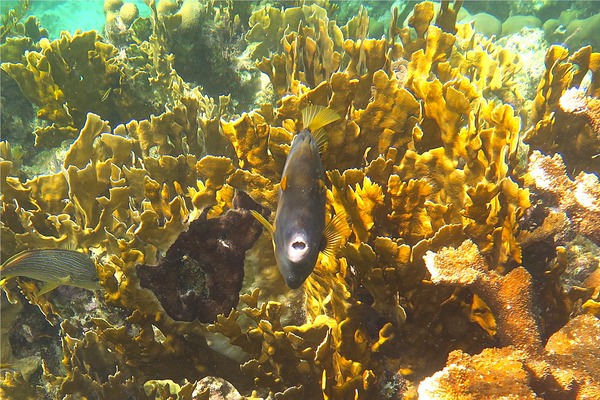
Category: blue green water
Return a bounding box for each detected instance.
[2,1,599,44]
[2,0,150,39]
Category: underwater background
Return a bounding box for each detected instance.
[1,0,600,399]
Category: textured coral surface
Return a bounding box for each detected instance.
[1,1,600,399]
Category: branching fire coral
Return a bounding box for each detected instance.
[525,45,600,174]
[1,1,600,399]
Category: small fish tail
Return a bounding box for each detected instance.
[302,105,340,133]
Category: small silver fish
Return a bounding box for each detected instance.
[0,249,102,295]
[252,105,348,288]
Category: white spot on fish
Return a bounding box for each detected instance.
[287,233,309,263]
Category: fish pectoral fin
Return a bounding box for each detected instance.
[321,212,352,257]
[313,128,328,154]
[37,281,60,296]
[250,210,275,237]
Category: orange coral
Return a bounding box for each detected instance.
[424,240,542,353]
[526,151,600,244]
[423,241,600,398]
[418,347,537,399]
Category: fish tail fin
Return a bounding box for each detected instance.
[321,211,352,258]
[302,105,340,154]
[250,210,275,237]
[302,106,340,132]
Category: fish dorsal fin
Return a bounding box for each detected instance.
[302,105,323,131]
[321,212,352,258]
[313,128,328,154]
[250,210,275,237]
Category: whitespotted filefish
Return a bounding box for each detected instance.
[252,105,349,289]
[0,249,102,295]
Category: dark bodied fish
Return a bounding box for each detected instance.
[0,249,102,295]
[252,105,349,289]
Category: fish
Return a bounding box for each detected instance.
[251,105,349,289]
[0,249,102,295]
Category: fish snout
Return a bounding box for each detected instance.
[277,232,317,289]
[284,274,306,289]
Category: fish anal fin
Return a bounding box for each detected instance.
[37,281,60,296]
[302,106,340,133]
[250,210,275,237]
[321,212,352,258]
[38,275,72,295]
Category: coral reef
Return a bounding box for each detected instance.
[1,3,219,154]
[496,27,547,102]
[0,0,32,43]
[562,12,600,50]
[501,15,542,36]
[525,45,600,174]
[146,0,256,106]
[559,87,600,136]
[526,151,600,244]
[1,1,600,399]
[2,30,121,145]
[422,240,600,398]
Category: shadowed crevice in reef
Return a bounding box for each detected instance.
[137,191,268,322]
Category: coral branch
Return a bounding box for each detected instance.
[424,240,543,353]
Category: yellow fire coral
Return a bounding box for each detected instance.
[206,1,532,396]
[525,45,600,173]
[2,31,120,145]
[2,1,600,399]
